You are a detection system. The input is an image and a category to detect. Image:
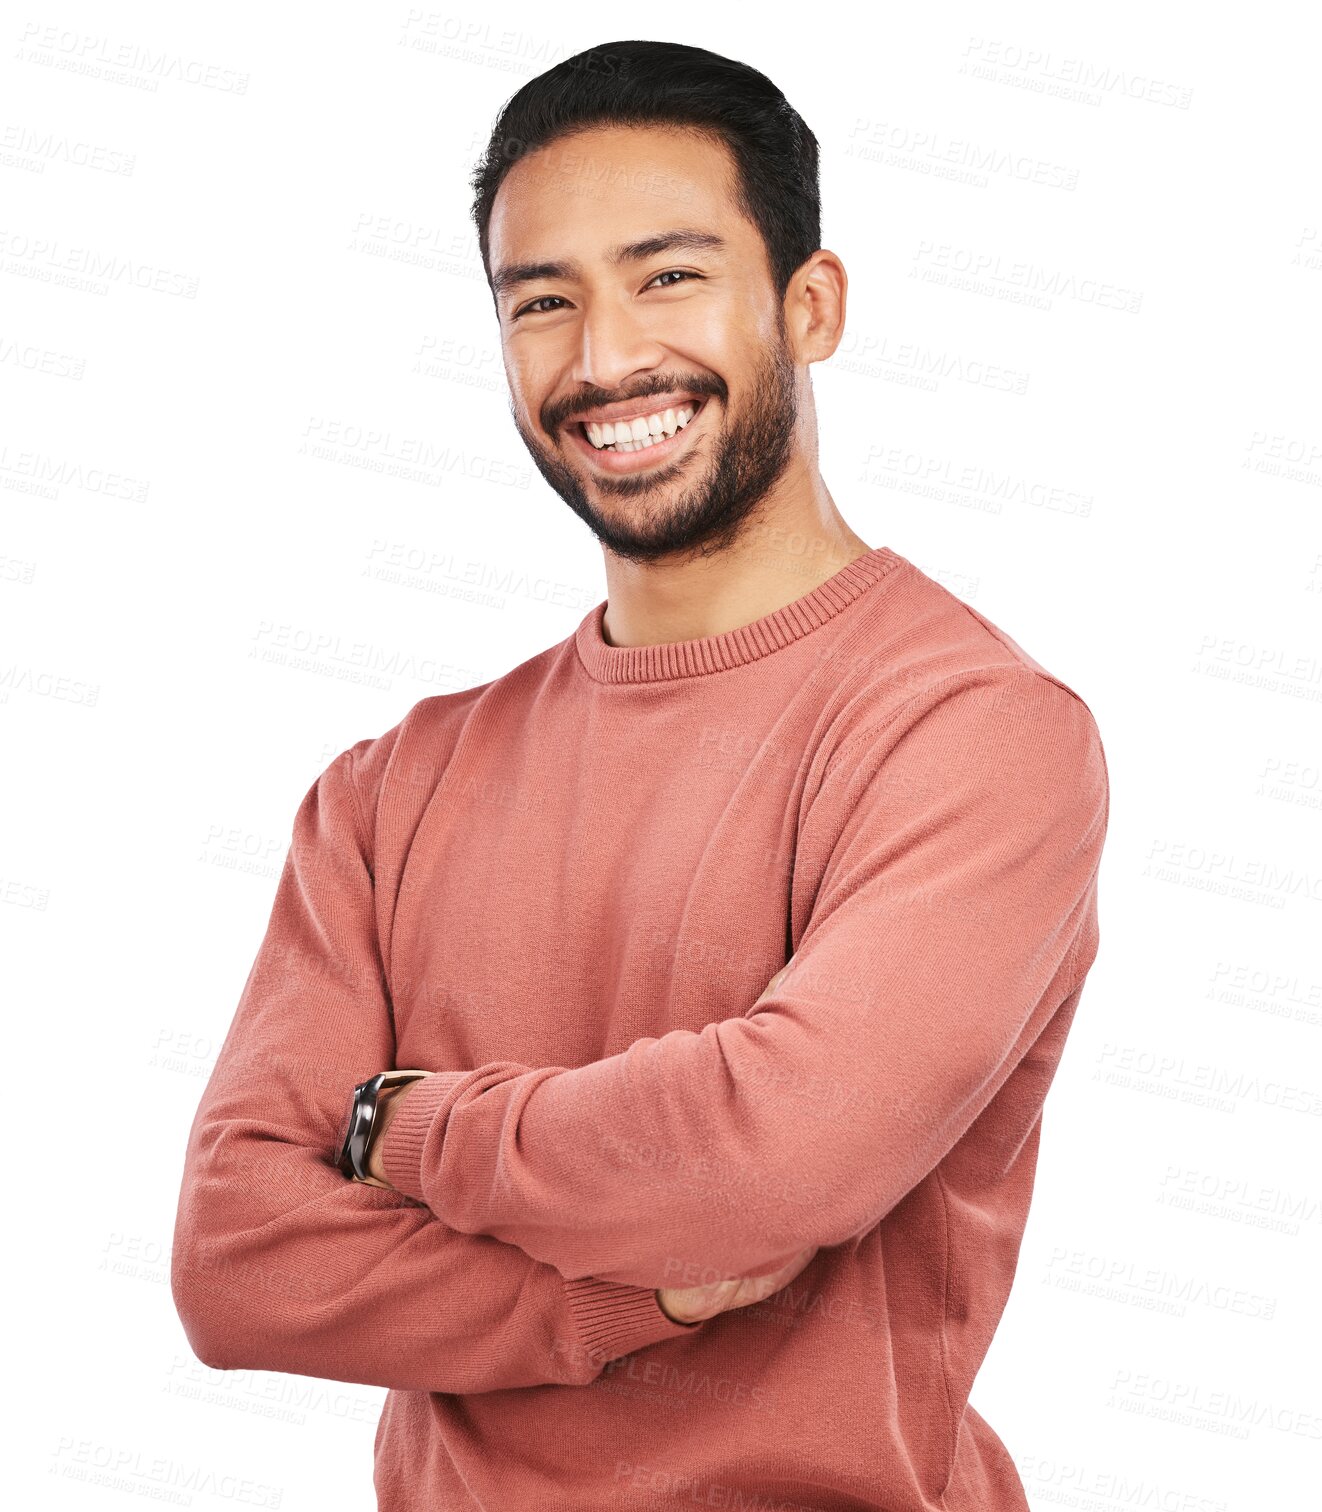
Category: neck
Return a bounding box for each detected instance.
[599,484,873,650]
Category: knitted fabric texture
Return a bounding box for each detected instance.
[171,545,1109,1511]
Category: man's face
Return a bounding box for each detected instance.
[488,124,803,564]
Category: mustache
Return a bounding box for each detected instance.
[550,378,725,429]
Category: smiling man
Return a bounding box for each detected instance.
[172,40,1109,1512]
[495,153,814,570]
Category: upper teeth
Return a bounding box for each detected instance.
[584,404,699,451]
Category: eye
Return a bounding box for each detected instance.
[511,294,568,320]
[646,269,701,291]
[510,269,703,321]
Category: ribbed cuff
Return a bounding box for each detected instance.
[378,1070,472,1210]
[563,1276,704,1368]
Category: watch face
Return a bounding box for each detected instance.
[336,1104,353,1157]
[336,1079,375,1176]
[336,1107,357,1173]
[335,1074,424,1180]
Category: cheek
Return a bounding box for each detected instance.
[670,295,767,378]
[674,302,727,351]
[656,336,737,403]
[749,298,785,347]
[502,350,561,433]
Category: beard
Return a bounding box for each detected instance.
[509,322,801,567]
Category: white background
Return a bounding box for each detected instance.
[4,2,1319,1507]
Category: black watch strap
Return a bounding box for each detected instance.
[336,1069,431,1183]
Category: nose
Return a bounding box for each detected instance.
[570,294,669,396]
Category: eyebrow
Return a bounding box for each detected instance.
[491,229,728,301]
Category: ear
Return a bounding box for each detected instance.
[784,250,848,365]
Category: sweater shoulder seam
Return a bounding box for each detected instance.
[343,701,425,877]
[343,747,373,869]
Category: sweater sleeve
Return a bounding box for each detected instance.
[169,739,702,1395]
[379,670,1110,1290]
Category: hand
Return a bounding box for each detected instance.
[656,1244,818,1325]
[759,962,793,1000]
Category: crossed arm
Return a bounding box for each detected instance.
[172,670,1106,1387]
[370,671,1108,1291]
[169,740,700,1398]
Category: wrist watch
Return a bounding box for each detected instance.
[336,1069,431,1185]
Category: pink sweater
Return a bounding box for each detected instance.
[171,544,1109,1510]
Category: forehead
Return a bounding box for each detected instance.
[488,123,758,269]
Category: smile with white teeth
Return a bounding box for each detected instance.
[581,402,702,452]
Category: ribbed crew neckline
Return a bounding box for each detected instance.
[573,545,904,685]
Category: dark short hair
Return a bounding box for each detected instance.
[471,40,821,304]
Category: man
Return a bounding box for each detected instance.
[171,39,1109,1512]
